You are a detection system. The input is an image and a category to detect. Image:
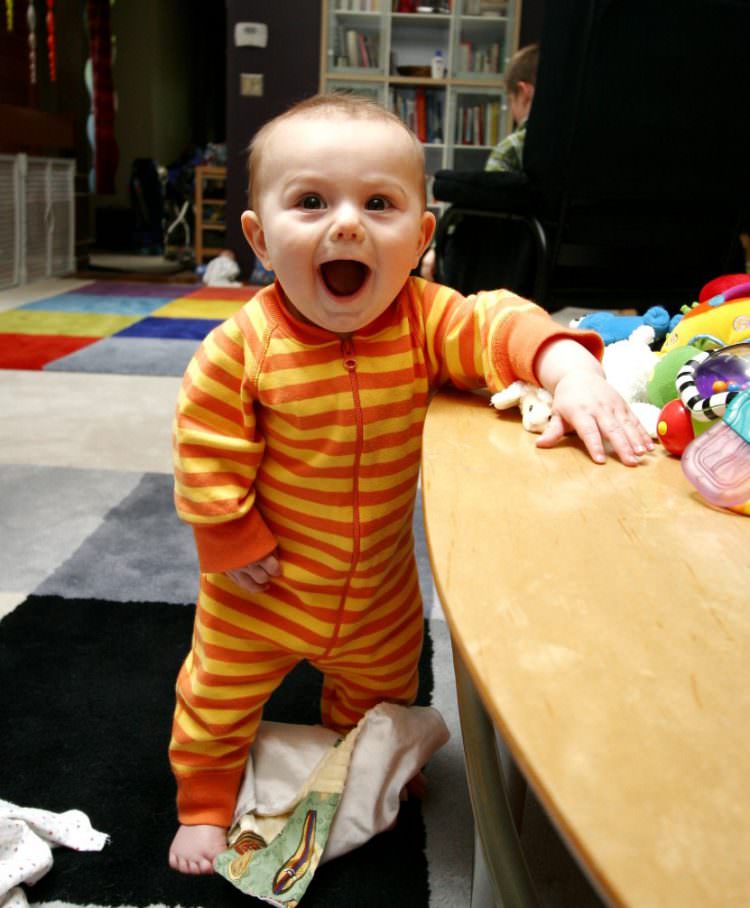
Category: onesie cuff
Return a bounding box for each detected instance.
[530,325,604,384]
[176,767,245,827]
[193,507,278,574]
[491,311,603,385]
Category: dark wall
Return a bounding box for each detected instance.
[0,0,89,159]
[520,0,544,46]
[225,0,322,279]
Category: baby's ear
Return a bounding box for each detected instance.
[415,210,437,265]
[241,211,272,268]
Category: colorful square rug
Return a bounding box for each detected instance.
[0,281,258,376]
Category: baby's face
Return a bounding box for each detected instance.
[242,114,435,335]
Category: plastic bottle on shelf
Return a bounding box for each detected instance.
[431,49,446,79]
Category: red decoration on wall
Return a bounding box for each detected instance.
[86,0,119,194]
[46,0,55,81]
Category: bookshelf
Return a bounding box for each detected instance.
[320,0,521,208]
[194,165,228,263]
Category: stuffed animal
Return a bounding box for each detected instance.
[203,250,242,287]
[490,381,553,433]
[600,324,661,437]
[573,306,673,345]
[660,285,750,353]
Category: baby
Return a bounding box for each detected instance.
[168,93,652,875]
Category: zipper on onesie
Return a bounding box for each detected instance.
[323,339,363,656]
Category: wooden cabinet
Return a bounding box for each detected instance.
[320,0,521,209]
[194,165,227,263]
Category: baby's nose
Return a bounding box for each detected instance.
[334,226,361,240]
[330,206,364,242]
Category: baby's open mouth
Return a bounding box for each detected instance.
[320,260,370,297]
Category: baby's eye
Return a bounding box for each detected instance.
[298,194,325,210]
[365,196,392,211]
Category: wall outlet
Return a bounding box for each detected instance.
[240,73,264,97]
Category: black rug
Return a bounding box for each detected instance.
[0,595,434,907]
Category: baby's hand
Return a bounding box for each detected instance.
[225,550,282,591]
[536,369,653,466]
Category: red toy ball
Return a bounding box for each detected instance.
[657,399,695,457]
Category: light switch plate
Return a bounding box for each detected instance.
[235,22,268,48]
[240,73,264,97]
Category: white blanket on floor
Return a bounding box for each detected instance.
[0,800,108,908]
[230,702,450,862]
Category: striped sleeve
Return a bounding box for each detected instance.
[416,279,604,392]
[172,307,277,573]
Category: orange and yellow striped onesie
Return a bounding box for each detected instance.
[169,277,602,826]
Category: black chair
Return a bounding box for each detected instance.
[432,0,750,312]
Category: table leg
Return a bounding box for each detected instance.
[498,735,528,835]
[453,646,539,908]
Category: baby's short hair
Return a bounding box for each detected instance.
[247,92,427,208]
[504,43,540,94]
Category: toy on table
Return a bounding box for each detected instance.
[675,342,750,422]
[657,341,750,457]
[656,398,695,456]
[490,381,553,432]
[696,273,750,302]
[573,306,673,346]
[600,324,661,437]
[681,389,750,512]
[647,344,701,408]
[661,284,750,353]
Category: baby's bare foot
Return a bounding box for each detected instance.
[168,824,228,875]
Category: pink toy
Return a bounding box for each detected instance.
[681,389,750,509]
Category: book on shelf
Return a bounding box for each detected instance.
[463,0,505,14]
[456,98,501,146]
[457,40,502,74]
[358,31,370,66]
[341,28,380,67]
[336,0,381,10]
[346,29,359,65]
[392,87,444,143]
[393,0,452,9]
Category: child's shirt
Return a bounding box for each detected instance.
[173,277,602,576]
[485,119,527,174]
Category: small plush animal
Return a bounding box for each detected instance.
[203,249,242,287]
[601,324,661,437]
[573,306,672,345]
[490,381,553,433]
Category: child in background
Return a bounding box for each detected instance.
[420,43,539,281]
[168,93,652,875]
[484,42,538,172]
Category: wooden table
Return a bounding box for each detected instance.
[421,388,750,908]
